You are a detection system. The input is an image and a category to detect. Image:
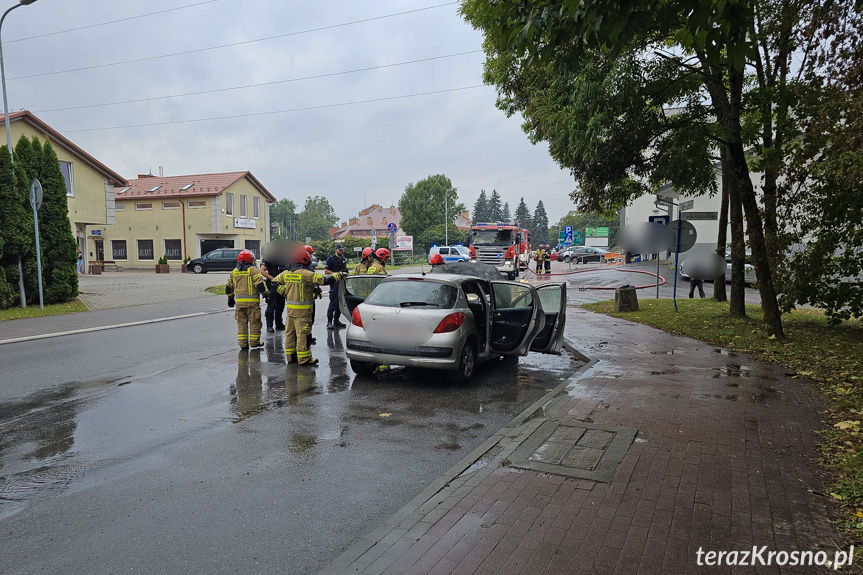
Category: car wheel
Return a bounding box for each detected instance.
[563,256,570,263]
[448,340,477,384]
[192,263,205,274]
[350,360,377,376]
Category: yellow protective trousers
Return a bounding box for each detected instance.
[235,305,262,348]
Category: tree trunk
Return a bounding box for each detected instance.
[726,65,785,338]
[727,147,747,317]
[714,147,729,303]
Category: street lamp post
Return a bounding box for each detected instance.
[1,0,39,308]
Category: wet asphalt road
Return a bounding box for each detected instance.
[0,311,576,575]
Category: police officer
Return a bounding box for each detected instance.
[354,247,374,274]
[325,243,349,329]
[273,246,344,365]
[226,250,267,348]
[368,248,389,274]
[260,254,287,333]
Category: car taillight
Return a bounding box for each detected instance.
[351,308,363,328]
[433,312,465,334]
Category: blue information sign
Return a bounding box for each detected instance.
[563,225,574,243]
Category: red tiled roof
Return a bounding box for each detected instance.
[115,171,276,202]
[332,204,402,239]
[2,110,127,185]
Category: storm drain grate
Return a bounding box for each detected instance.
[510,420,637,482]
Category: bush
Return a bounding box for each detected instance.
[158,256,168,265]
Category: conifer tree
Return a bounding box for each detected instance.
[473,189,489,222]
[514,197,532,232]
[488,190,503,221]
[15,136,40,301]
[37,140,78,303]
[533,200,549,245]
[502,202,511,222]
[0,149,32,307]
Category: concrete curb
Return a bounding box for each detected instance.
[0,309,230,346]
[318,338,597,575]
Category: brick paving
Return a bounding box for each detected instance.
[321,307,840,575]
[77,269,225,310]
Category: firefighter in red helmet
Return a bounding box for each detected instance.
[225,249,267,349]
[368,248,389,274]
[273,245,345,365]
[354,246,374,274]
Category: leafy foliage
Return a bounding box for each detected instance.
[397,174,463,239]
[549,211,620,247]
[269,198,297,240]
[417,223,464,255]
[0,141,36,308]
[298,196,338,241]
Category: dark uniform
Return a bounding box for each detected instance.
[226,262,267,348]
[274,265,343,365]
[325,250,348,328]
[261,258,287,332]
[544,246,552,274]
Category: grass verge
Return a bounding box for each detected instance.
[583,298,863,538]
[205,285,226,295]
[0,298,88,321]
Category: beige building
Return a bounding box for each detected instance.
[1,111,128,271]
[102,172,276,269]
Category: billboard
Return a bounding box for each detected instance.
[394,235,413,250]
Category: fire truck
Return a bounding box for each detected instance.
[467,222,530,279]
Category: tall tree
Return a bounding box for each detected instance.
[37,140,78,304]
[473,189,489,223]
[398,174,464,239]
[501,202,511,222]
[514,197,532,234]
[269,198,297,240]
[532,201,549,246]
[0,148,28,307]
[487,190,503,222]
[298,196,338,241]
[13,136,39,302]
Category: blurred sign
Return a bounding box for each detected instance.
[681,211,718,221]
[586,227,609,237]
[234,218,255,229]
[387,222,397,234]
[573,230,584,245]
[394,236,413,250]
[679,199,695,212]
[669,220,698,252]
[648,215,670,226]
[91,229,102,236]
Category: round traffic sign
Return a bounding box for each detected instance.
[387,222,397,234]
[29,179,43,211]
[668,220,697,253]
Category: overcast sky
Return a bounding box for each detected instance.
[5,0,577,225]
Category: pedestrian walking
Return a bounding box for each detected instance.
[273,246,344,365]
[226,250,267,349]
[325,243,349,329]
[354,247,374,274]
[368,248,389,274]
[544,244,552,274]
[77,246,84,274]
[689,277,706,298]
[260,255,287,334]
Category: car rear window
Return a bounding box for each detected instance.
[365,280,458,309]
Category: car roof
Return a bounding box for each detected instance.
[385,273,481,286]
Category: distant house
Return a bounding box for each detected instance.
[104,171,276,269]
[330,204,472,239]
[0,111,128,273]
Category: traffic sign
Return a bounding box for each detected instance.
[668,219,697,253]
[563,225,574,243]
[387,222,397,234]
[29,180,43,211]
[573,231,584,246]
[648,215,670,226]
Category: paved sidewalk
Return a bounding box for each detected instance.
[77,269,226,310]
[320,307,840,575]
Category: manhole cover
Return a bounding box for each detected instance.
[510,420,637,482]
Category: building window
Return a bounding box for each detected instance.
[137,239,154,261]
[59,161,74,196]
[225,193,234,216]
[162,201,180,210]
[112,240,127,260]
[188,200,207,208]
[240,195,248,217]
[135,203,153,210]
[253,196,260,219]
[115,203,125,211]
[164,239,182,260]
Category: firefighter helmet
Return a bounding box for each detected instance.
[294,246,311,266]
[375,248,390,260]
[361,247,373,258]
[304,244,314,254]
[237,250,255,264]
[430,253,444,265]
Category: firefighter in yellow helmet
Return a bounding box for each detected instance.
[368,248,389,274]
[273,246,345,365]
[226,249,267,348]
[354,246,374,274]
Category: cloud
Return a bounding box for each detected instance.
[6,0,576,223]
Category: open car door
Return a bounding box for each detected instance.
[530,283,567,353]
[488,281,545,356]
[338,275,387,319]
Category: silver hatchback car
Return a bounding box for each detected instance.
[338,274,567,383]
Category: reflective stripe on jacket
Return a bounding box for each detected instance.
[227,266,265,307]
[274,269,327,314]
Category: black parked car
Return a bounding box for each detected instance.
[188,248,243,273]
[561,246,607,263]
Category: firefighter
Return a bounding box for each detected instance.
[368,248,389,274]
[354,247,374,274]
[226,249,267,349]
[544,244,552,274]
[535,245,546,274]
[273,246,345,365]
[304,245,322,347]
